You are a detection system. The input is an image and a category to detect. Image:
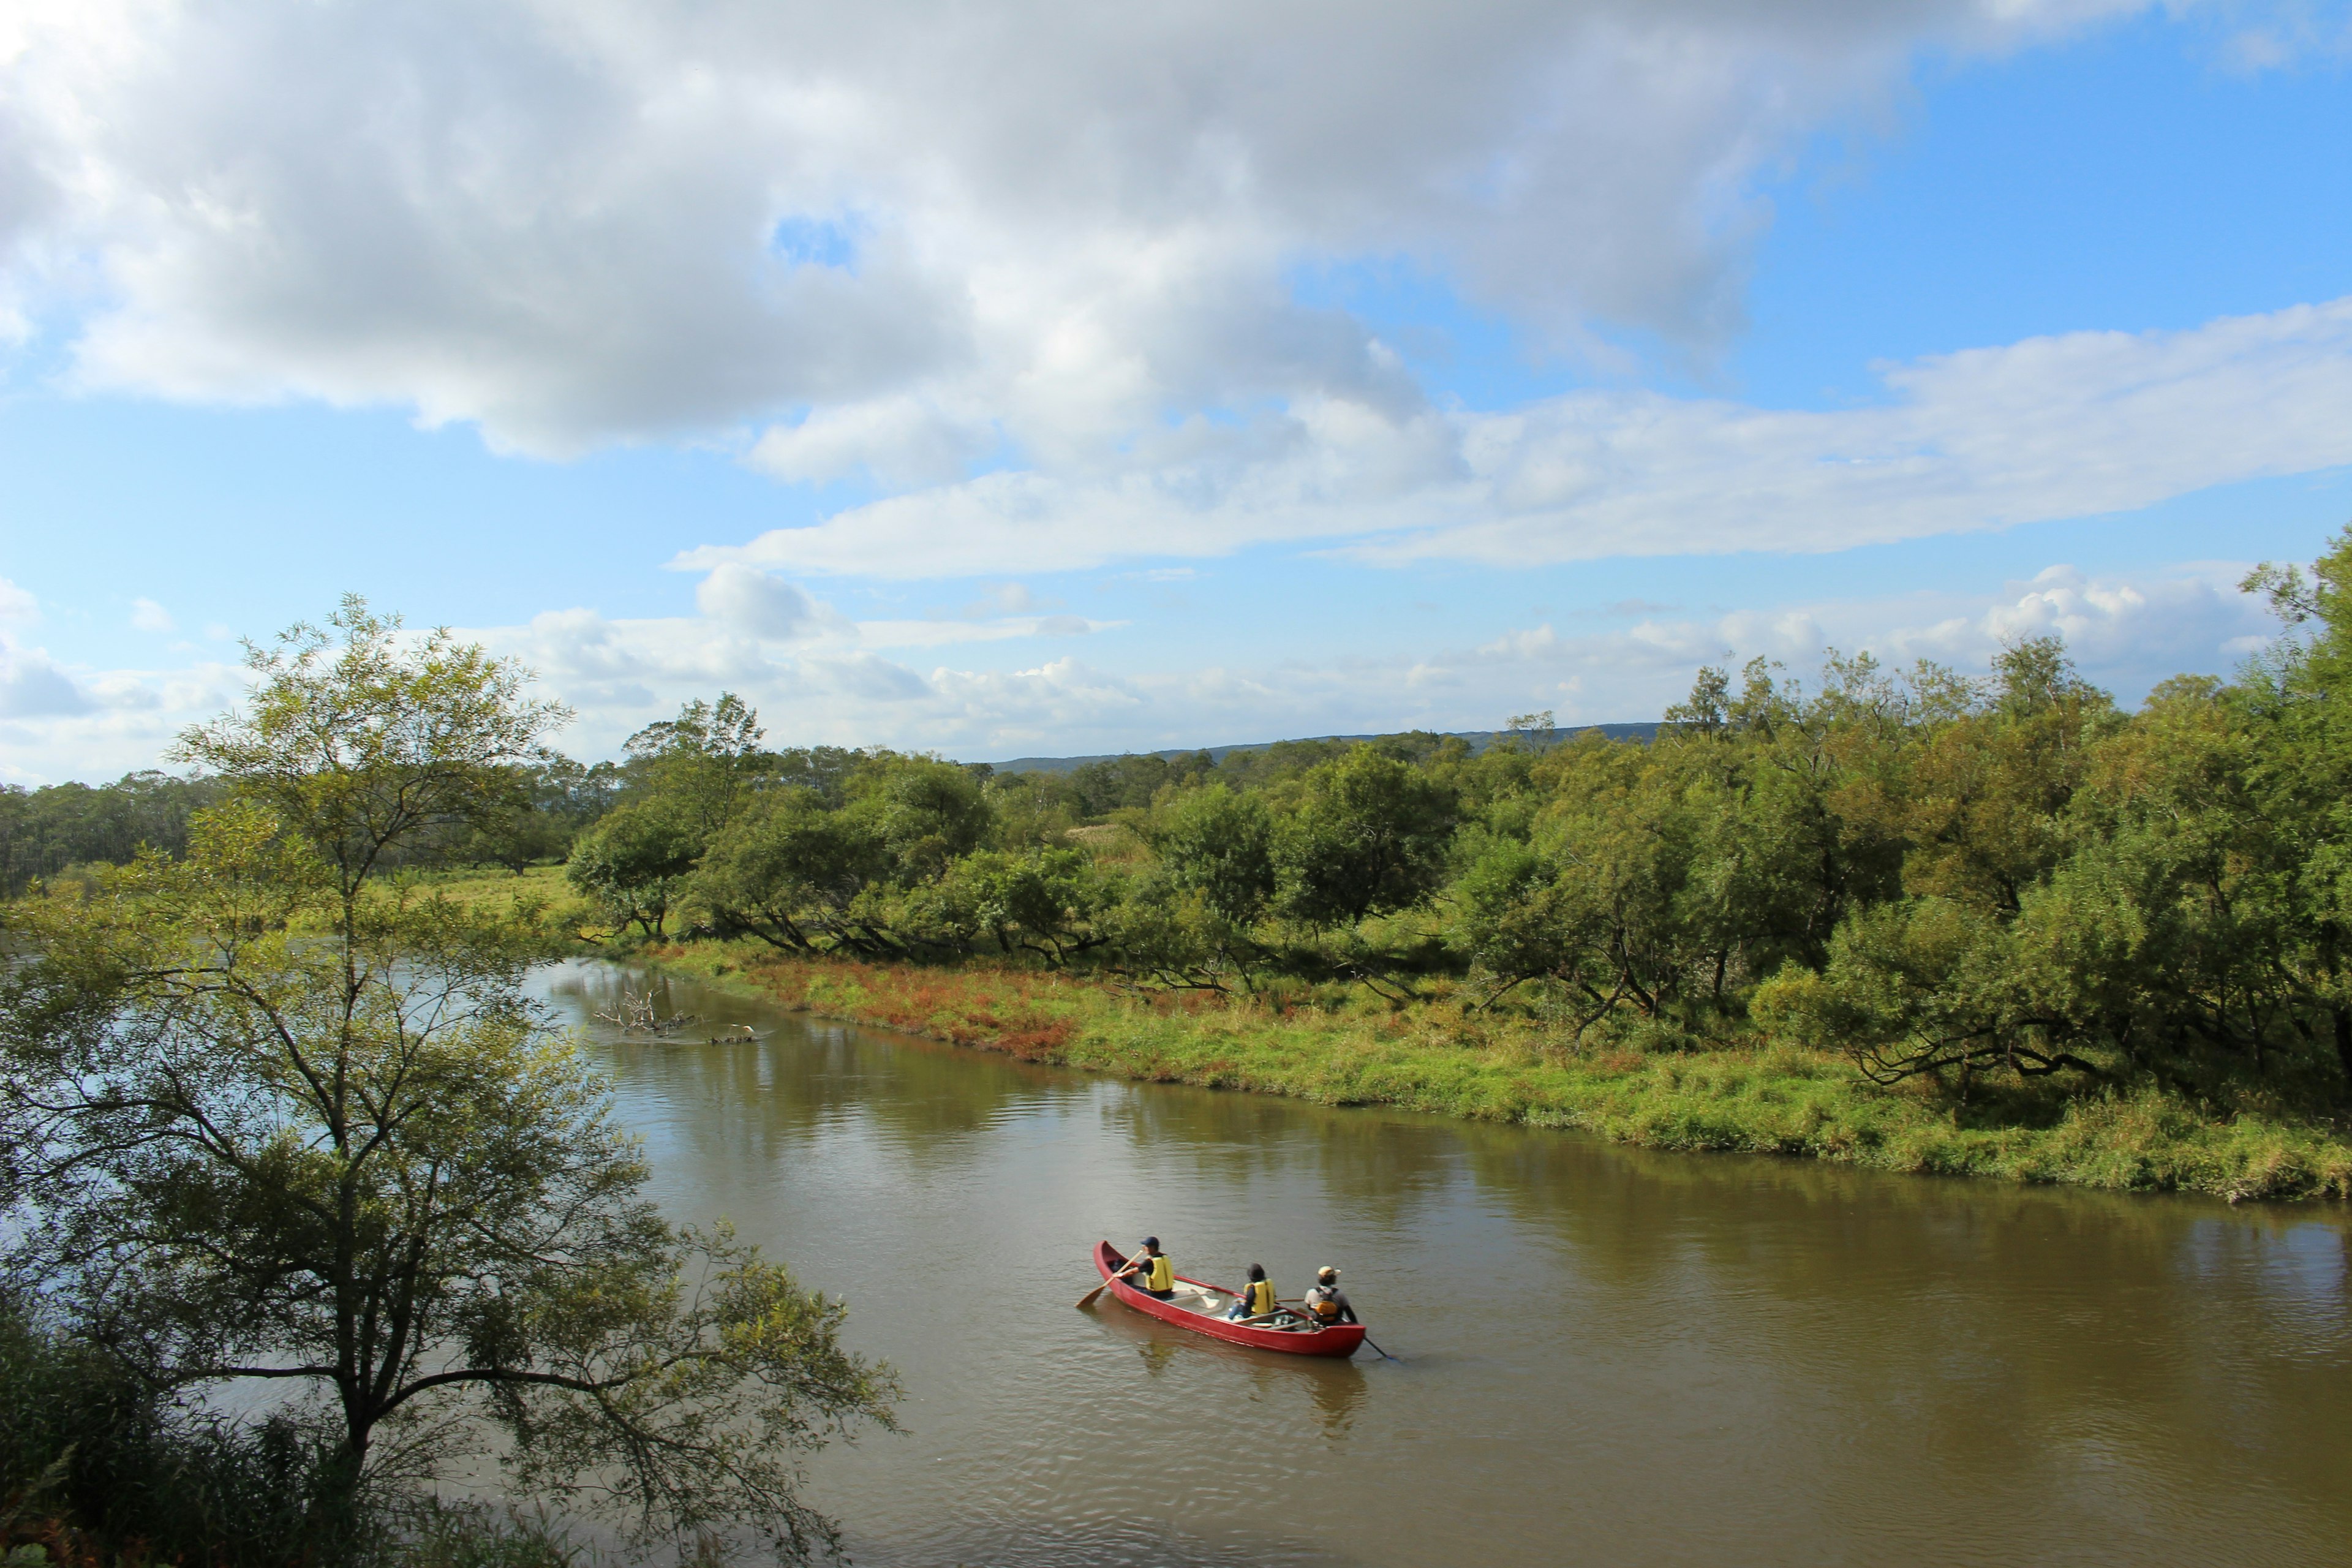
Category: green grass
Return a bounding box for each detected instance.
[643,943,2352,1202]
[371,864,607,939]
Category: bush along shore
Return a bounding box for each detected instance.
[643,943,2352,1202]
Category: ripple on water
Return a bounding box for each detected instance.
[533,963,2352,1568]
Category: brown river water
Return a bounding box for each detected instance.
[538,961,2352,1567]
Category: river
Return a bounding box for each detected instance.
[538,961,2352,1567]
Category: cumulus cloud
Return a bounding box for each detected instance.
[130,597,175,633]
[749,396,998,488]
[0,642,91,718]
[0,578,37,621]
[685,297,2352,577]
[692,564,829,641]
[17,0,2342,614]
[2,0,2173,461]
[0,551,2289,778]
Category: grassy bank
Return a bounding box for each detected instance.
[641,942,2352,1203]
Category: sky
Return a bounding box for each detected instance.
[3,0,2351,783]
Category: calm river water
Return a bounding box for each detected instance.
[538,962,2352,1567]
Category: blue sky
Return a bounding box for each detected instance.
[3,1,2351,781]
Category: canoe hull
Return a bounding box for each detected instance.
[1091,1240,1366,1359]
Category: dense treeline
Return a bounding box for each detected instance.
[23,534,2352,1119]
[0,772,225,895]
[555,532,2352,1114]
[0,760,619,894]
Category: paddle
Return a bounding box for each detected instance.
[1284,1296,1394,1358]
[1077,1255,1144,1309]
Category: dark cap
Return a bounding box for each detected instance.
[1142,1235,1161,1248]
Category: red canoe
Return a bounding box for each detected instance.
[1090,1240,1366,1358]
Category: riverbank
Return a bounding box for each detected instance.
[642,942,2352,1202]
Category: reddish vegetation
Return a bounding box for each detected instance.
[659,948,1088,1061]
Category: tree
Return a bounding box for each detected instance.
[845,755,992,884]
[622,693,772,843]
[918,847,1114,964]
[1272,747,1456,927]
[692,789,891,954]
[0,603,896,1556]
[567,798,703,938]
[1152,783,1275,927]
[0,772,229,896]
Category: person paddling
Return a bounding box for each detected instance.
[1226,1262,1278,1321]
[1113,1236,1176,1299]
[1302,1265,1357,1325]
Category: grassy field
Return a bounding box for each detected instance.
[382,862,607,933]
[640,941,2352,1202]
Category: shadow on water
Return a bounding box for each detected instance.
[535,960,2352,1568]
[1080,1300,1373,1441]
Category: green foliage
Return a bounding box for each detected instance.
[910,847,1115,962]
[568,797,706,938]
[845,753,992,883]
[1063,751,1213,815]
[507,530,2352,1137]
[172,596,569,902]
[1272,746,1457,927]
[1150,783,1275,927]
[0,606,895,1562]
[621,693,770,841]
[1,1289,352,1563]
[693,788,892,954]
[0,771,227,897]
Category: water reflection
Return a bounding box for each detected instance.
[536,961,2352,1568]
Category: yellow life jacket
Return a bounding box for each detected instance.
[1244,1279,1276,1315]
[1141,1254,1174,1292]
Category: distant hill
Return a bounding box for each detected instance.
[984,723,1659,775]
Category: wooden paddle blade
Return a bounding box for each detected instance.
[1075,1283,1109,1309]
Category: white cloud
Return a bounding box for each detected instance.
[0,578,38,621]
[0,633,247,781]
[749,396,998,488]
[684,298,2352,578]
[2,0,2172,461]
[0,640,90,717]
[950,583,1046,619]
[803,651,933,703]
[692,564,830,641]
[856,616,1113,649]
[130,597,175,633]
[0,551,2287,778]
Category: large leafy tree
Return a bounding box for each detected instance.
[0,601,895,1556]
[1272,746,1457,928]
[567,796,705,938]
[1152,783,1276,928]
[692,788,892,954]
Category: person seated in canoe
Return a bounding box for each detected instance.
[1302,1265,1357,1326]
[1114,1236,1177,1299]
[1225,1263,1278,1322]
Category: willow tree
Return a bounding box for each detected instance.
[0,600,895,1558]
